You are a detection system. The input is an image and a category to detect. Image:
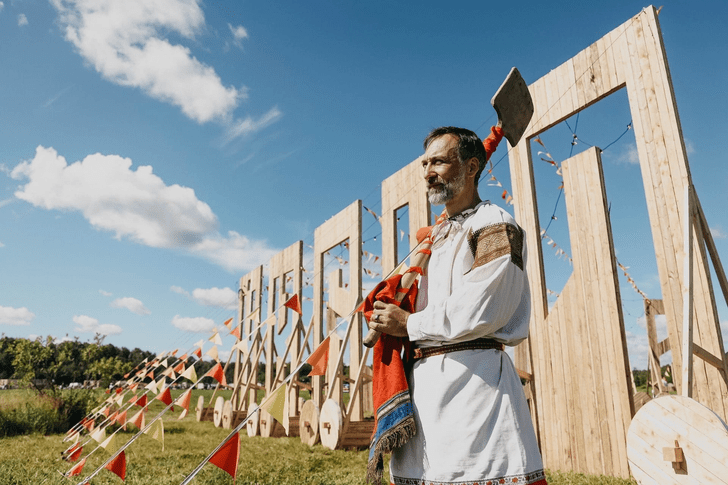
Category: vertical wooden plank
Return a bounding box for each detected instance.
[682,186,694,397]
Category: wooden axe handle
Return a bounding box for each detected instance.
[362,236,434,347]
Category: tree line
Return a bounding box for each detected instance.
[0,334,155,390]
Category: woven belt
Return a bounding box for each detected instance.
[412,338,504,360]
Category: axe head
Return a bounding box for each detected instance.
[490,67,534,147]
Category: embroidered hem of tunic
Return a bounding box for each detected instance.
[392,469,547,485]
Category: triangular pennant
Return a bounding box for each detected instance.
[223,317,233,329]
[67,458,86,477]
[145,380,159,395]
[205,345,219,362]
[194,347,202,359]
[147,370,154,380]
[209,331,223,346]
[261,385,287,433]
[249,307,261,324]
[82,418,94,431]
[129,408,145,430]
[193,339,204,348]
[181,364,198,383]
[177,389,192,420]
[234,339,248,356]
[135,394,148,407]
[229,325,241,340]
[144,418,164,451]
[306,336,330,376]
[205,362,227,387]
[263,315,276,327]
[67,444,83,463]
[105,450,126,481]
[129,382,138,392]
[100,433,119,453]
[283,294,302,315]
[116,410,127,430]
[160,358,168,368]
[115,393,124,406]
[90,427,106,444]
[156,387,174,411]
[209,432,240,479]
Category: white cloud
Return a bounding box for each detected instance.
[0,3,5,14]
[50,0,241,124]
[73,314,122,335]
[224,107,283,143]
[228,23,248,49]
[18,13,28,26]
[170,286,190,297]
[0,199,13,209]
[711,226,728,240]
[612,142,639,165]
[171,315,215,333]
[11,146,277,271]
[192,287,237,310]
[110,297,151,315]
[0,305,35,326]
[99,289,112,297]
[0,241,4,248]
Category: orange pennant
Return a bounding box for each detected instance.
[129,409,145,430]
[105,450,126,481]
[177,389,192,419]
[67,458,86,477]
[206,362,227,387]
[209,432,240,479]
[67,443,83,462]
[174,361,185,374]
[157,387,174,410]
[194,347,202,359]
[223,317,233,329]
[229,325,241,339]
[306,336,330,376]
[116,410,127,430]
[284,294,302,315]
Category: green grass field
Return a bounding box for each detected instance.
[0,389,637,485]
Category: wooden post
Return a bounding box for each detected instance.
[681,185,694,397]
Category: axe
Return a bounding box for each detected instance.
[362,67,534,348]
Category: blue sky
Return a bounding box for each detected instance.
[1,0,727,370]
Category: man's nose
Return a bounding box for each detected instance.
[423,162,436,178]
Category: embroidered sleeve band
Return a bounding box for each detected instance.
[468,223,525,271]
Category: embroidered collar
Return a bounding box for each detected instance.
[447,200,490,224]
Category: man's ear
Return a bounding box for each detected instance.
[466,157,480,178]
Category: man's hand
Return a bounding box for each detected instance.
[369,301,410,337]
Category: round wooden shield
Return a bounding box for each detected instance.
[319,398,343,450]
[299,400,320,446]
[195,395,205,421]
[246,401,260,437]
[222,400,233,430]
[627,395,728,484]
[213,396,225,428]
[260,408,277,438]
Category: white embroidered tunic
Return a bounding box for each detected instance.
[389,201,545,485]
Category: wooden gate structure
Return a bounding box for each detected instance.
[509,5,728,478]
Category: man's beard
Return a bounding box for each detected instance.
[427,169,467,205]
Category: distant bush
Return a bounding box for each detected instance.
[0,389,99,437]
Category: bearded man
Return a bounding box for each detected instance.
[368,127,547,485]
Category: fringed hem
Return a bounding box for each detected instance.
[391,468,547,485]
[366,416,416,485]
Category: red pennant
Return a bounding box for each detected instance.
[157,387,174,410]
[229,325,241,339]
[67,458,86,477]
[135,394,148,407]
[105,389,111,394]
[209,432,240,479]
[307,336,330,376]
[115,388,123,395]
[206,362,227,387]
[174,361,185,374]
[283,294,302,315]
[194,347,202,359]
[178,389,192,414]
[66,443,83,462]
[116,410,127,429]
[105,450,126,481]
